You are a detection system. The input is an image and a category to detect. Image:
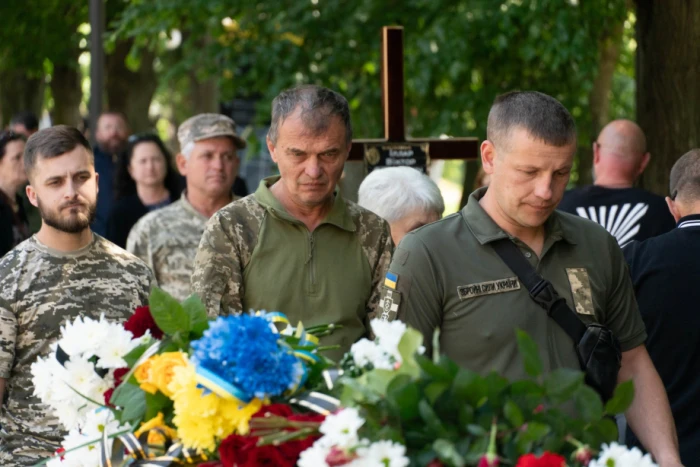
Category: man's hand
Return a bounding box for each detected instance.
[620,345,682,465]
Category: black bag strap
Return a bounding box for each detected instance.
[491,238,587,343]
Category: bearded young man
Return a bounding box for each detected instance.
[382,91,683,466]
[0,126,152,466]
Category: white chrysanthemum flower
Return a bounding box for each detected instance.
[319,408,365,448]
[94,326,137,369]
[297,444,331,467]
[355,440,410,467]
[351,339,393,370]
[370,319,406,362]
[589,442,658,467]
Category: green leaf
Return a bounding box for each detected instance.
[433,439,466,467]
[466,424,487,436]
[365,369,398,395]
[604,380,635,415]
[387,374,421,420]
[574,385,604,422]
[149,287,190,335]
[419,399,446,436]
[451,368,488,406]
[112,383,146,424]
[503,399,524,428]
[122,343,150,368]
[517,421,551,444]
[144,391,172,422]
[516,329,543,378]
[397,328,424,377]
[544,368,585,400]
[182,294,209,339]
[424,381,449,405]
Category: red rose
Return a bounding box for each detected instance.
[252,404,294,419]
[197,462,224,467]
[515,452,567,467]
[124,306,163,339]
[219,434,291,467]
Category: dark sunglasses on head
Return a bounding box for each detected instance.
[0,130,24,145]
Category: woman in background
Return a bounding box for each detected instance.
[106,133,182,248]
[0,131,29,257]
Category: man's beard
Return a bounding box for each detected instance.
[37,198,97,234]
[99,137,126,154]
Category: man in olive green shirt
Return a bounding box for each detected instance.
[383,91,682,466]
[192,85,393,359]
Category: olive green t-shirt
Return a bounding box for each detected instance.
[192,177,393,361]
[381,188,647,381]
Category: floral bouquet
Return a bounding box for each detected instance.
[31,288,338,466]
[33,289,658,466]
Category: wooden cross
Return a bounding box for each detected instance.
[349,26,479,169]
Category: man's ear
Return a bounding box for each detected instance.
[638,152,651,176]
[175,153,187,177]
[665,196,682,223]
[267,136,278,164]
[26,184,38,208]
[480,140,496,174]
[593,142,601,165]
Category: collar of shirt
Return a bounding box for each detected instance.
[179,190,210,223]
[254,175,356,232]
[461,187,577,246]
[31,232,97,258]
[677,213,700,229]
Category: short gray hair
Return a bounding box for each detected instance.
[670,148,700,202]
[268,85,352,145]
[487,91,576,149]
[358,167,445,222]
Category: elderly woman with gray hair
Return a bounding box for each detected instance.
[358,167,445,246]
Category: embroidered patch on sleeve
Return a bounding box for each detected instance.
[566,268,595,316]
[457,277,520,300]
[378,287,401,321]
[384,271,398,289]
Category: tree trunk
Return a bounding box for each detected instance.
[51,63,83,126]
[105,39,158,132]
[0,70,45,127]
[582,10,627,186]
[636,0,700,195]
[188,72,219,115]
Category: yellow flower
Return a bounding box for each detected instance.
[134,352,188,397]
[149,352,188,397]
[135,412,178,447]
[134,359,158,394]
[168,361,266,451]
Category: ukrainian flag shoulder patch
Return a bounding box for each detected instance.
[384,272,398,289]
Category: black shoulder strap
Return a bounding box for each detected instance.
[491,238,586,343]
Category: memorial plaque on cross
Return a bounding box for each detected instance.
[349,26,479,173]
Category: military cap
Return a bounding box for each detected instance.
[177,113,246,150]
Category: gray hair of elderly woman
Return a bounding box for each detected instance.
[358,167,445,222]
[267,85,353,145]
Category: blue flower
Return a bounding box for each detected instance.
[190,314,299,400]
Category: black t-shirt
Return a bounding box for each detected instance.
[558,185,675,246]
[622,215,700,465]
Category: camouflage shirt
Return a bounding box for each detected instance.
[0,234,153,466]
[127,194,211,301]
[191,177,393,360]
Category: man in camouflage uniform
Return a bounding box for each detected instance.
[127,114,244,301]
[191,85,393,359]
[382,91,682,465]
[0,126,153,466]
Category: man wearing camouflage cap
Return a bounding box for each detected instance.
[191,85,393,360]
[127,114,244,300]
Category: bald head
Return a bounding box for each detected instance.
[593,119,650,187]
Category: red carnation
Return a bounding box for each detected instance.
[515,452,567,467]
[104,367,129,406]
[124,306,163,339]
[220,405,323,467]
